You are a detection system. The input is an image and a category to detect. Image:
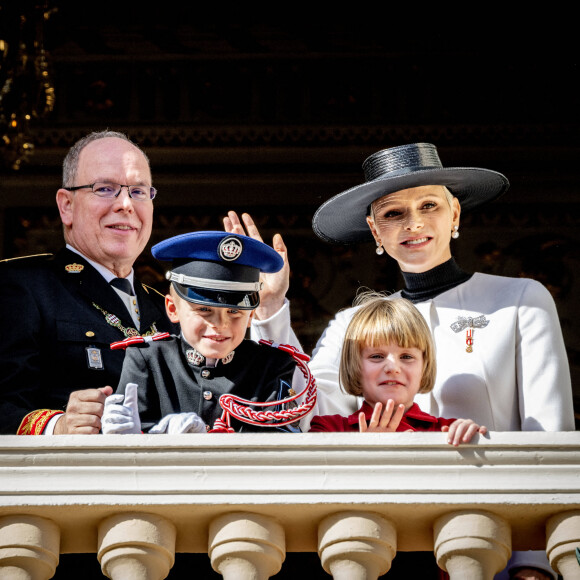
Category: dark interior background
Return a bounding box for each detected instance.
[1,3,579,424]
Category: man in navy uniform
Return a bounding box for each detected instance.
[102,231,305,434]
[0,130,176,435]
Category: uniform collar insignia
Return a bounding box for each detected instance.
[221,351,235,365]
[185,346,235,367]
[186,348,205,366]
[65,263,84,273]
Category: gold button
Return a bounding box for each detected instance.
[86,331,95,337]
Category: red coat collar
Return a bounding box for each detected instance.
[347,401,441,430]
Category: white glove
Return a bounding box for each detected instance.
[101,383,142,434]
[149,412,207,434]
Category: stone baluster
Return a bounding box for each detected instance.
[317,511,397,580]
[434,510,511,580]
[208,512,285,579]
[97,513,176,580]
[546,510,580,580]
[0,515,60,580]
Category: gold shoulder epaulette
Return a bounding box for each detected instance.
[1,253,53,263]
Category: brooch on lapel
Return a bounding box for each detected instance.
[450,315,489,353]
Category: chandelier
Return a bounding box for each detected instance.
[0,2,56,171]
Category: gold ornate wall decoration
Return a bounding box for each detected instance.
[0,1,56,171]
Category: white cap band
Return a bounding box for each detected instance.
[166,271,262,292]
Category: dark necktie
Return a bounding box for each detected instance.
[110,277,135,296]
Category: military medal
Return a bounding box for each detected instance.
[86,346,104,370]
[451,315,489,353]
[466,329,473,353]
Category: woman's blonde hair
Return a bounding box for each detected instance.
[368,185,455,222]
[339,290,436,397]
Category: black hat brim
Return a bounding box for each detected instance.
[312,166,509,245]
[174,283,260,310]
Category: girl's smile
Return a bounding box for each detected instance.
[359,342,424,412]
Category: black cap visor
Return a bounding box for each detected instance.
[174,283,260,310]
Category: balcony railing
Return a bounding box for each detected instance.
[1,432,579,579]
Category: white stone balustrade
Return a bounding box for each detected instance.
[546,510,580,579]
[208,512,285,579]
[318,511,397,579]
[0,431,579,579]
[98,512,176,580]
[0,515,59,580]
[434,510,511,579]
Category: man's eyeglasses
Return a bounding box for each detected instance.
[65,182,157,201]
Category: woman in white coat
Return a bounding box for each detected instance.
[243,142,574,434]
[231,142,574,580]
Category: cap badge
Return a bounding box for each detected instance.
[219,236,243,261]
[65,263,84,273]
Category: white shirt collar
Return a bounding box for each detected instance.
[66,244,135,289]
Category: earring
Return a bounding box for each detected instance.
[376,241,384,255]
[451,226,460,239]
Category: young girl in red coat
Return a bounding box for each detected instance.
[308,292,487,446]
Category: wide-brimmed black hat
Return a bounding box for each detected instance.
[312,143,510,244]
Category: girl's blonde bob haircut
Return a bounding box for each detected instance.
[339,291,436,397]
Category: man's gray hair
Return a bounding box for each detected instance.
[62,130,150,187]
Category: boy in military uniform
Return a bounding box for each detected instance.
[102,231,307,434]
